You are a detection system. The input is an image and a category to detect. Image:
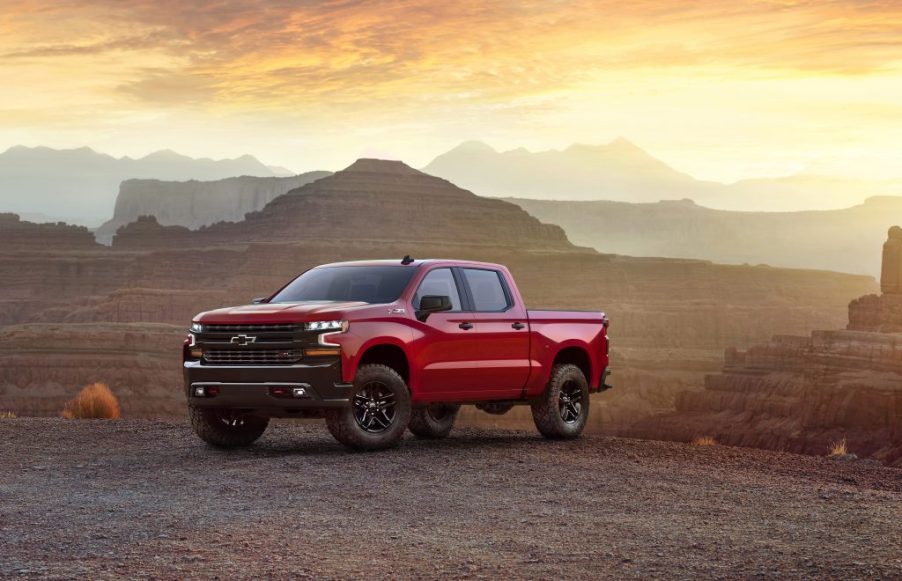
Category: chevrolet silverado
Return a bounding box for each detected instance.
[184,258,611,450]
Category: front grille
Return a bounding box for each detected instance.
[203,323,303,333]
[203,349,302,364]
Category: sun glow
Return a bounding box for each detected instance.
[1,0,901,184]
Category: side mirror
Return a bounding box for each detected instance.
[416,295,453,321]
[251,297,268,305]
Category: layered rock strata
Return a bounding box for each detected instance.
[95,172,331,242]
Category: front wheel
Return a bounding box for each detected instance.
[189,406,269,448]
[326,364,412,451]
[408,404,460,439]
[531,364,590,439]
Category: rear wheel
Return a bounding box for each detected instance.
[531,364,589,439]
[408,404,460,439]
[189,406,269,448]
[326,364,411,451]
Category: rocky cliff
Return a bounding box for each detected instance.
[511,196,902,277]
[0,213,100,251]
[630,228,902,466]
[0,323,185,417]
[631,331,902,466]
[95,172,331,243]
[0,145,286,226]
[112,159,579,251]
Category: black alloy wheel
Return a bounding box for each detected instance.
[353,381,397,433]
[559,380,584,424]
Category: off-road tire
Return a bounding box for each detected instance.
[188,406,269,448]
[326,364,412,451]
[408,404,460,439]
[531,363,590,440]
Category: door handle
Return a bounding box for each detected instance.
[512,322,526,330]
[458,322,474,330]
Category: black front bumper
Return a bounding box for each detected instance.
[183,358,354,416]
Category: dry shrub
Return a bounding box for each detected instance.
[692,436,717,446]
[0,411,16,419]
[61,383,121,419]
[828,437,848,456]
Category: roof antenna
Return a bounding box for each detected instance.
[401,255,414,265]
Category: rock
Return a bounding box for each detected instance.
[881,226,902,294]
[629,229,902,466]
[849,226,902,332]
[112,159,578,252]
[94,172,330,243]
[0,213,99,251]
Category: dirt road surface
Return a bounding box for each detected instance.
[1,418,900,579]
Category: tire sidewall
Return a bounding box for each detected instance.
[189,406,269,448]
[552,366,589,437]
[532,363,590,439]
[409,404,460,438]
[330,364,411,450]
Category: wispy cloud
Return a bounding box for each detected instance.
[0,0,901,180]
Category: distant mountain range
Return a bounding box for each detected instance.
[3,139,900,234]
[423,140,901,211]
[0,146,287,226]
[511,196,902,277]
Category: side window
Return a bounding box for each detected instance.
[462,269,511,311]
[413,268,462,311]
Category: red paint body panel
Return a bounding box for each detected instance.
[192,259,609,403]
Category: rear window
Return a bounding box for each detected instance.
[462,268,510,311]
[269,266,416,304]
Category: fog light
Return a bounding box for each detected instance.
[292,387,307,398]
[194,386,206,397]
[206,386,220,397]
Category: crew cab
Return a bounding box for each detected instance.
[183,258,611,450]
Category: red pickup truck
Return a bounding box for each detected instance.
[183,258,611,450]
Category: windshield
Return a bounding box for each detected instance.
[269,266,416,304]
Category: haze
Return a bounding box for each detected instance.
[2,0,901,188]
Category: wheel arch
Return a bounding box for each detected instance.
[354,341,410,385]
[550,344,592,385]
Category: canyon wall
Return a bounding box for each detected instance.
[511,196,902,277]
[0,323,185,417]
[0,213,99,251]
[95,172,331,242]
[629,227,902,465]
[630,331,902,466]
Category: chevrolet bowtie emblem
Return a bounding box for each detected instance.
[230,335,257,346]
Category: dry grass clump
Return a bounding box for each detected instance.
[0,410,16,419]
[692,436,717,446]
[60,383,121,420]
[828,437,848,456]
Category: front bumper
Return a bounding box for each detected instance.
[183,358,354,416]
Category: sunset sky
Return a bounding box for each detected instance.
[1,0,900,182]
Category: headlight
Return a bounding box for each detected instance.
[190,322,203,333]
[304,320,348,332]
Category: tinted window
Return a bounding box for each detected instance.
[462,268,510,311]
[413,268,462,311]
[270,266,416,304]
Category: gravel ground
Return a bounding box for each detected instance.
[0,418,900,579]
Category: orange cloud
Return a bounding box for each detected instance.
[1,0,901,181]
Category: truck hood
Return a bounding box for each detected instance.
[195,301,378,324]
